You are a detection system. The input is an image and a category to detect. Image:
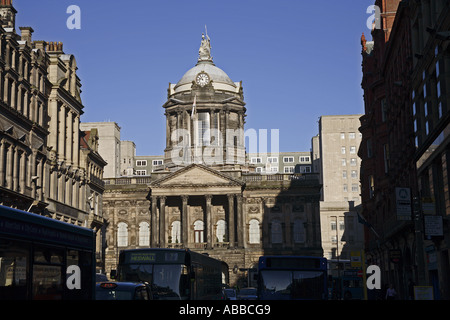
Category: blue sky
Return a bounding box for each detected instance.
[15,0,375,156]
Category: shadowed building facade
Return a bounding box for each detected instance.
[103,34,323,286]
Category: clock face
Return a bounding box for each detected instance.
[196,72,210,87]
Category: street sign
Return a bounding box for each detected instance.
[424,215,443,238]
[396,187,412,221]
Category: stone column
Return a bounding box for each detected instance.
[12,146,19,192]
[73,114,80,167]
[58,105,66,160]
[205,195,213,249]
[182,195,189,246]
[159,196,167,248]
[227,194,235,248]
[236,194,244,248]
[151,196,158,247]
[67,110,73,165]
[0,140,5,187]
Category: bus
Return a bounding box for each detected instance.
[0,205,96,300]
[257,256,328,300]
[327,259,364,300]
[112,248,226,300]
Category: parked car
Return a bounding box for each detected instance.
[96,282,153,300]
[237,287,258,300]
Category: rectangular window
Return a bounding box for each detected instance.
[341,147,346,154]
[152,160,163,166]
[341,133,345,139]
[349,132,356,139]
[299,156,310,163]
[256,167,264,173]
[342,159,347,166]
[350,146,356,154]
[343,171,347,179]
[350,158,357,166]
[284,166,294,173]
[251,157,262,164]
[299,166,311,173]
[351,170,358,179]
[267,157,278,163]
[352,184,359,192]
[136,170,147,176]
[136,160,147,167]
[283,157,294,163]
[343,184,348,192]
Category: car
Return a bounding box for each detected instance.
[96,273,108,283]
[237,287,258,300]
[222,288,237,300]
[96,282,153,300]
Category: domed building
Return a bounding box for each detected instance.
[162,33,246,170]
[103,33,323,287]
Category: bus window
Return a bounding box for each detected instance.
[0,240,29,299]
[33,246,64,300]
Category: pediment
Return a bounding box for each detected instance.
[150,164,243,188]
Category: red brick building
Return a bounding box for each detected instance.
[359,0,425,298]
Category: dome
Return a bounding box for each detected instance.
[173,61,237,94]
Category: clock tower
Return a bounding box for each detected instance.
[162,32,247,171]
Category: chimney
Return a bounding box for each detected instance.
[19,27,34,46]
[0,0,16,28]
[46,41,63,53]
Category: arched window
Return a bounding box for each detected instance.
[216,220,227,242]
[117,222,128,247]
[249,219,260,244]
[271,220,282,244]
[194,220,204,243]
[293,219,306,244]
[139,221,150,246]
[171,221,181,243]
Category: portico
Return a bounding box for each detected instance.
[149,164,244,250]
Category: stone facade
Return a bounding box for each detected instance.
[0,1,106,271]
[102,34,323,287]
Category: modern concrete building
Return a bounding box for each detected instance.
[314,115,365,262]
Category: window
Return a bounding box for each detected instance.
[251,157,262,164]
[341,133,345,139]
[299,166,311,173]
[118,222,128,247]
[352,184,359,192]
[343,184,348,192]
[293,220,305,244]
[350,146,356,154]
[299,156,310,163]
[269,166,279,173]
[216,220,227,243]
[152,160,163,166]
[171,221,181,244]
[196,112,211,146]
[351,170,358,179]
[342,159,347,166]
[267,157,278,163]
[341,147,346,154]
[136,160,147,166]
[350,158,357,166]
[339,221,345,231]
[249,219,260,244]
[283,157,294,163]
[349,132,356,139]
[139,222,150,246]
[194,220,204,243]
[343,171,347,179]
[256,167,264,173]
[330,221,337,231]
[136,170,147,176]
[271,220,282,244]
[284,166,294,173]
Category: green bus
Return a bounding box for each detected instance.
[112,248,226,300]
[0,205,96,300]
